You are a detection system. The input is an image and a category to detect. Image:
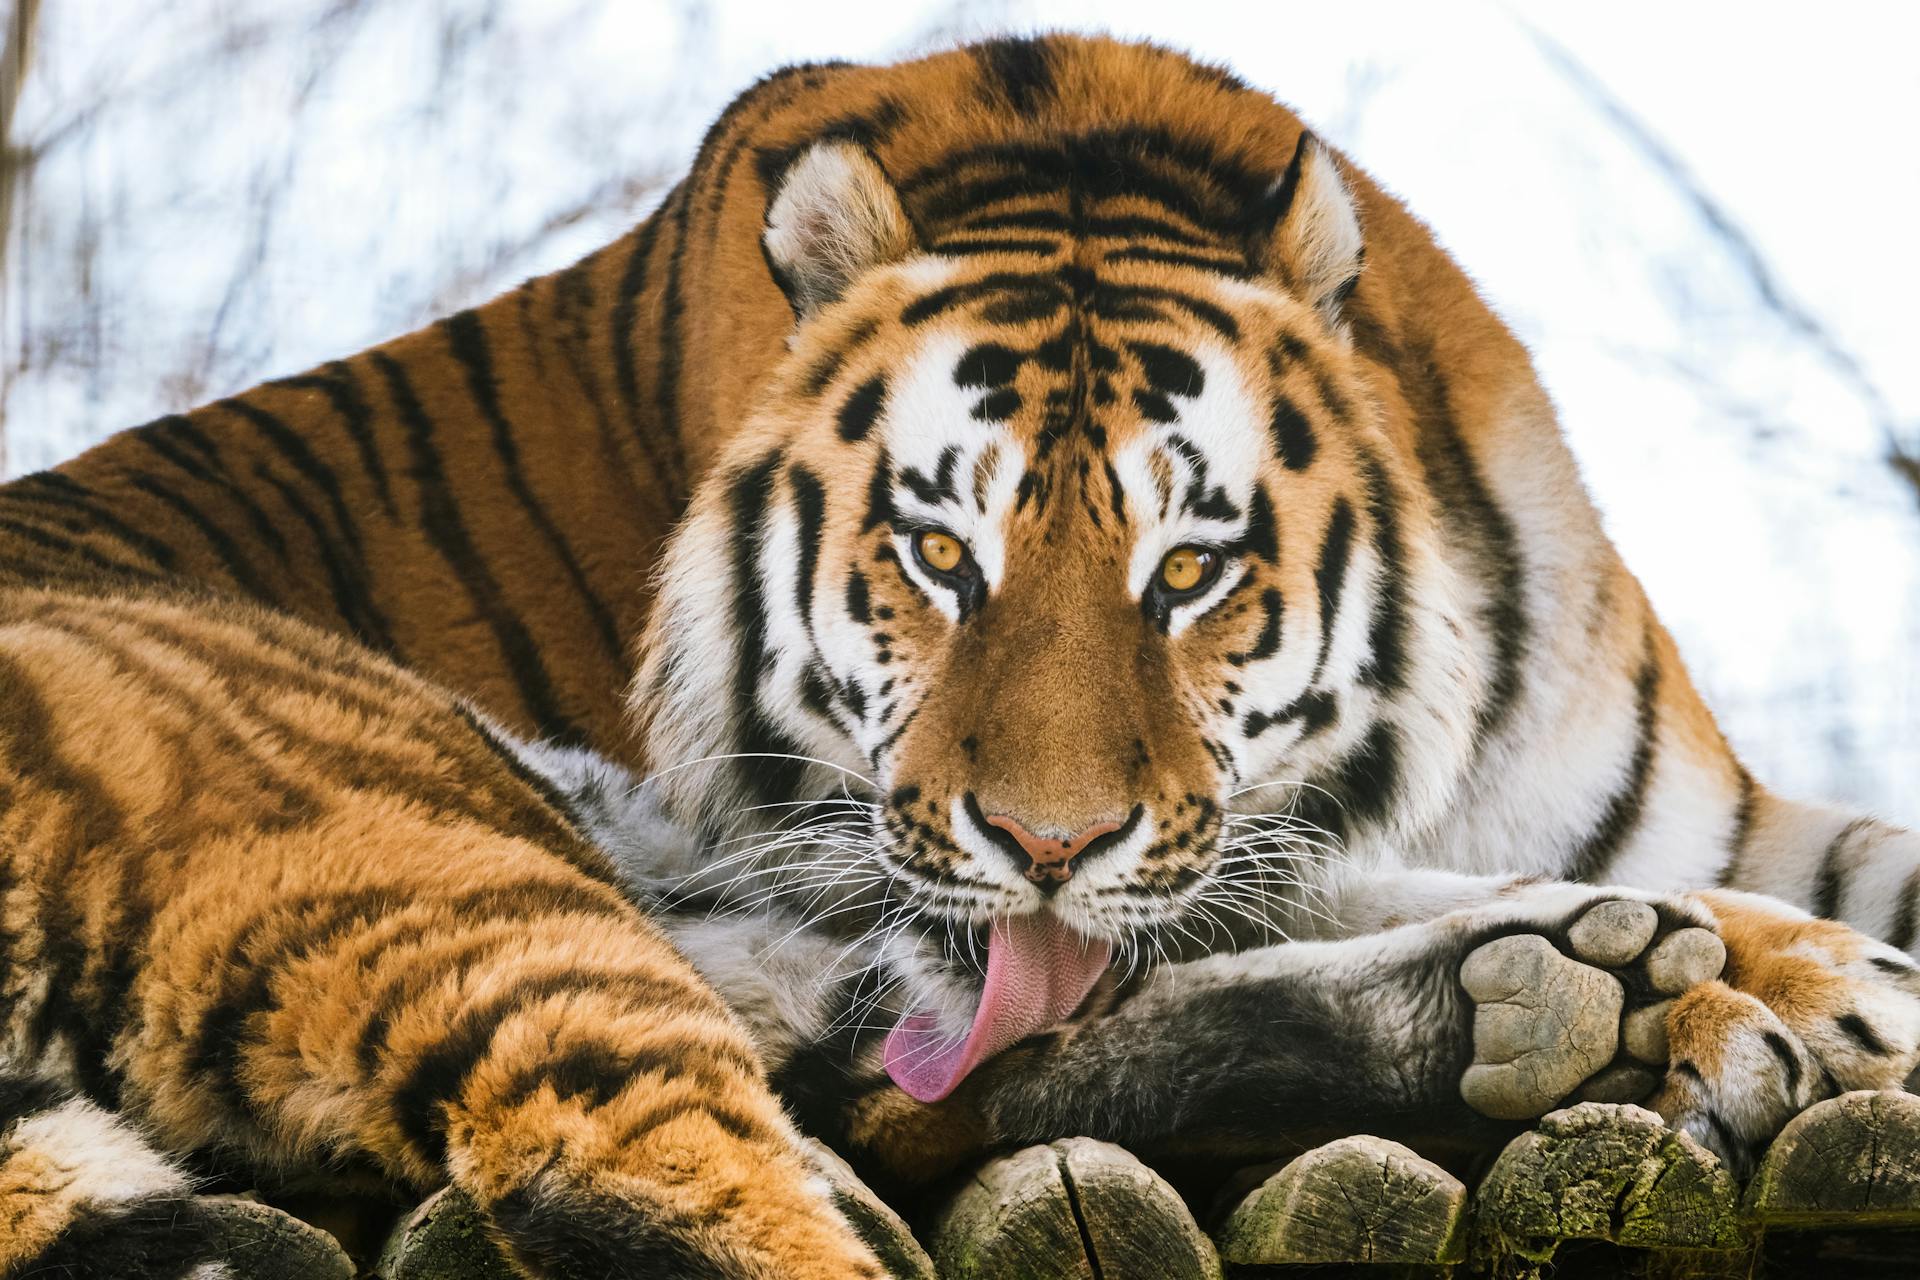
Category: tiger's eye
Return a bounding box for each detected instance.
[917,530,966,574]
[1159,546,1215,593]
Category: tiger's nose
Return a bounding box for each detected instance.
[982,812,1124,888]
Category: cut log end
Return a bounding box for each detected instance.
[1214,1134,1467,1266]
[1473,1101,1742,1264]
[801,1138,938,1280]
[200,1195,356,1280]
[928,1137,1221,1280]
[1746,1090,1920,1228]
[370,1187,517,1280]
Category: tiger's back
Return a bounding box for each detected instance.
[0,571,883,1277]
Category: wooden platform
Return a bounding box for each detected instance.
[230,1092,1920,1278]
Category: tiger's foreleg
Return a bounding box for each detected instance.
[0,1072,225,1280]
[839,883,1731,1184]
[128,823,883,1280]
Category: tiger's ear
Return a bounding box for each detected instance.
[1259,132,1365,322]
[763,140,915,321]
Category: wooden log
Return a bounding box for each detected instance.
[1745,1090,1920,1228]
[801,1138,938,1280]
[928,1138,1221,1279]
[199,1195,356,1280]
[1473,1102,1743,1264]
[1213,1135,1467,1266]
[370,1188,517,1280]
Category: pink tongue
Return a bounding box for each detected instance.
[884,914,1110,1102]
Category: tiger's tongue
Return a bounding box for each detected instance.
[884,913,1110,1103]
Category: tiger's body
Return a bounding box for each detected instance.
[1,33,1917,1278]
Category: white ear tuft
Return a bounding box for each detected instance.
[1262,132,1365,322]
[763,140,914,320]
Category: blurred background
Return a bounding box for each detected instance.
[2,1,1915,822]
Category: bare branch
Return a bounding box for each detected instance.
[1521,20,1920,512]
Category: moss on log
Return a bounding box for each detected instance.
[369,1188,516,1280]
[1473,1102,1742,1264]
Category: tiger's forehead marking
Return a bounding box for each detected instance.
[872,295,1272,575]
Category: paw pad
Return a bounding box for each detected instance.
[1645,928,1726,994]
[1459,898,1728,1122]
[1566,900,1657,967]
[1460,934,1624,1119]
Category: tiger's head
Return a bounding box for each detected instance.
[633,130,1480,1097]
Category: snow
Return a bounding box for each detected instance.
[4,0,1913,819]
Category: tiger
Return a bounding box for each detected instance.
[0,31,1916,1278]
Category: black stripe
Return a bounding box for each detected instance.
[189,890,407,1115]
[1131,341,1205,398]
[1813,819,1871,920]
[273,361,396,518]
[1890,873,1920,952]
[1761,1030,1803,1098]
[1837,1012,1892,1056]
[1352,316,1529,752]
[1332,722,1399,827]
[1287,721,1399,845]
[1717,765,1759,887]
[1229,589,1284,668]
[443,309,623,664]
[788,463,827,642]
[610,190,683,493]
[1310,498,1355,680]
[249,462,393,650]
[653,184,697,462]
[1269,394,1317,470]
[1095,281,1239,342]
[1103,244,1250,274]
[218,396,395,648]
[1356,453,1409,694]
[727,452,809,803]
[392,971,700,1163]
[837,375,889,442]
[0,473,180,571]
[900,272,1064,327]
[956,208,1074,234]
[931,236,1060,257]
[372,353,576,739]
[861,449,895,533]
[126,471,272,598]
[0,514,164,584]
[130,416,289,560]
[1085,213,1216,248]
[220,398,366,562]
[495,1032,758,1114]
[844,569,872,624]
[972,36,1056,112]
[487,1184,742,1280]
[1566,632,1662,884]
[1265,132,1314,236]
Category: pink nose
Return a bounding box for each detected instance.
[983,814,1123,884]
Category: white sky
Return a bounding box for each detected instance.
[6,0,1916,820]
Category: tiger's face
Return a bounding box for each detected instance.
[637,134,1474,1067]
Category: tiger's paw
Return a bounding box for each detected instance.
[1457,887,1725,1121]
[1649,889,1920,1178]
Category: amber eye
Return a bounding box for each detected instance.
[915,529,969,576]
[1158,546,1219,596]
